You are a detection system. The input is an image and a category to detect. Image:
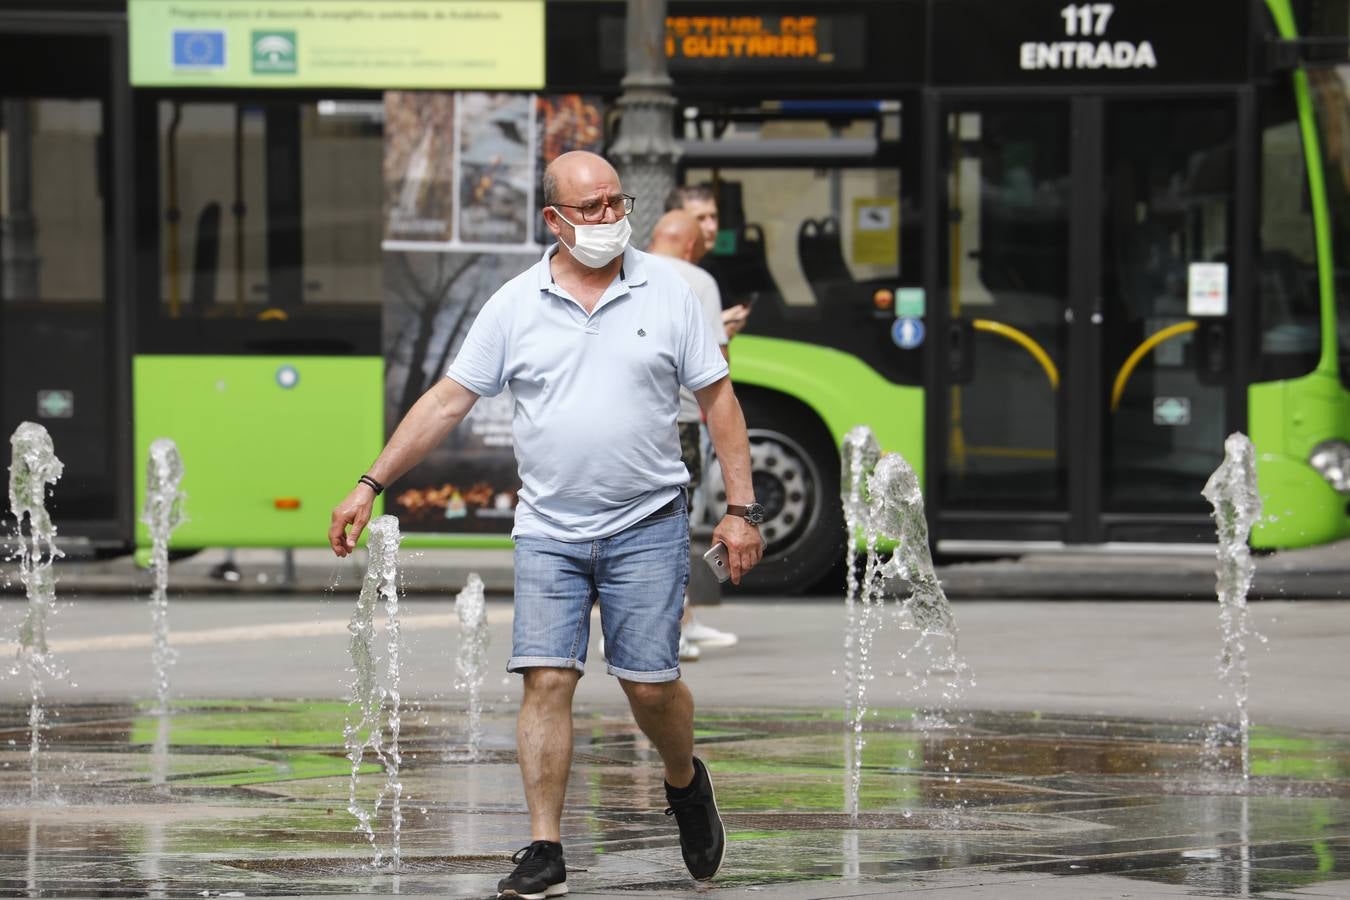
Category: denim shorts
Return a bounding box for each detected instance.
[509,492,689,682]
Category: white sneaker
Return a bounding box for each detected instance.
[683,618,738,648]
[678,634,701,661]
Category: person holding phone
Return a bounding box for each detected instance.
[647,209,736,660]
[664,184,751,652]
[665,183,752,341]
[329,152,762,899]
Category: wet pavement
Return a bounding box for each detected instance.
[0,701,1347,898]
[0,595,1346,898]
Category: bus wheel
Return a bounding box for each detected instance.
[702,394,845,594]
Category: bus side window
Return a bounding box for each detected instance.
[1255,95,1321,381]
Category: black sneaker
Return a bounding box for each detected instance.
[664,756,726,880]
[497,840,567,899]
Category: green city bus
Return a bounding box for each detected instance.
[1,0,1346,593]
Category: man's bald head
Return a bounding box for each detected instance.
[542,150,620,208]
[647,209,702,262]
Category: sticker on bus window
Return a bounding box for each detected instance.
[892,317,925,350]
[1153,397,1191,427]
[852,198,899,266]
[1187,262,1227,316]
[36,390,74,419]
[896,287,925,318]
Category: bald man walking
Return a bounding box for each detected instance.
[329,152,764,898]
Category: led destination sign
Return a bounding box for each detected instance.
[665,15,851,67]
[549,1,923,93]
[598,13,864,72]
[933,0,1249,86]
[1019,3,1154,70]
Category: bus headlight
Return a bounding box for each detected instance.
[1308,440,1350,494]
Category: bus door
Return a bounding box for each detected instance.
[0,14,132,547]
[932,92,1248,548]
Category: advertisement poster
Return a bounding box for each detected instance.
[384,92,456,243]
[535,94,605,240]
[382,91,605,535]
[458,93,533,245]
[382,249,532,534]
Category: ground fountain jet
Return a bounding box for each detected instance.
[845,450,971,820]
[7,422,66,799]
[868,453,970,751]
[1201,432,1263,785]
[142,439,186,792]
[343,515,405,872]
[868,455,959,648]
[142,440,185,714]
[839,426,879,815]
[454,572,489,759]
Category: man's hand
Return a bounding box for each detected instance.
[722,303,751,339]
[329,483,377,557]
[324,378,481,557]
[711,515,763,584]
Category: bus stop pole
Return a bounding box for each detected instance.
[611,0,680,247]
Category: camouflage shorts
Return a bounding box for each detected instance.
[678,422,702,489]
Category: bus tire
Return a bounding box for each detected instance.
[705,389,845,594]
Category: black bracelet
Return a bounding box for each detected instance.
[358,474,385,496]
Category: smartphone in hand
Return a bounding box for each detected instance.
[702,541,731,583]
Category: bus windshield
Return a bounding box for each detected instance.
[1307,65,1350,383]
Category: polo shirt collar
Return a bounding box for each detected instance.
[536,244,650,296]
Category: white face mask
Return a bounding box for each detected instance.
[552,209,631,268]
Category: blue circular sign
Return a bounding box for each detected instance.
[276,365,300,389]
[891,317,926,350]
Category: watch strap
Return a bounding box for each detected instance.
[726,502,765,524]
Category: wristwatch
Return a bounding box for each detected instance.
[726,502,766,525]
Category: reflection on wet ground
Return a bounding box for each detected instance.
[0,702,1346,897]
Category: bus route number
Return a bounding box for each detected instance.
[1060,4,1114,37]
[1021,2,1154,71]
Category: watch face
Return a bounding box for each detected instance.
[745,502,766,524]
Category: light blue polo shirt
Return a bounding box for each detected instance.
[446,245,729,541]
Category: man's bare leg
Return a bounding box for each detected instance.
[517,667,580,840]
[620,678,696,788]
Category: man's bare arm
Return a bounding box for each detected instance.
[329,378,480,555]
[695,376,763,583]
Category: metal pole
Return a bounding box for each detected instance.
[610,0,679,248]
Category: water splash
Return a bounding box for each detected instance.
[7,423,66,798]
[1201,432,1263,784]
[141,439,185,716]
[342,516,404,871]
[870,455,958,652]
[839,426,880,815]
[871,455,970,776]
[844,448,971,819]
[454,572,490,759]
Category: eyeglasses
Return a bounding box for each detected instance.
[553,193,635,223]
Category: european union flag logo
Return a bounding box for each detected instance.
[172,30,226,70]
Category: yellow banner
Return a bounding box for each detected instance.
[130,0,544,89]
